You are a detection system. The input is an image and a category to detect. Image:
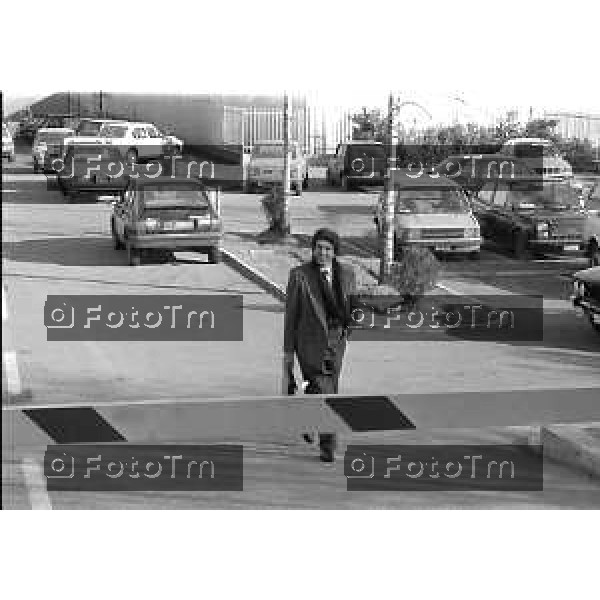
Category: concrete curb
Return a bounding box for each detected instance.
[221,248,287,302]
[534,423,600,479]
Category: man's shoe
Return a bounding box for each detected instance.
[319,433,336,463]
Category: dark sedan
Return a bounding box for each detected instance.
[57,144,131,202]
[471,178,587,259]
[431,153,539,196]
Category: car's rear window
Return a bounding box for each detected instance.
[140,185,210,208]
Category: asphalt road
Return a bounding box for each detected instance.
[2,151,600,508]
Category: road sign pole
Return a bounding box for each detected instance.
[380,92,397,283]
[282,92,291,235]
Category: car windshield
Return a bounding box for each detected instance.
[100,125,128,138]
[511,183,580,210]
[253,145,298,159]
[394,187,469,214]
[37,131,72,143]
[67,146,122,160]
[140,185,210,208]
[513,144,557,158]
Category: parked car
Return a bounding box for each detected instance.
[472,178,586,259]
[2,124,15,161]
[327,140,387,191]
[571,266,600,332]
[246,140,308,195]
[500,138,573,181]
[430,153,539,196]
[32,127,75,172]
[99,121,184,163]
[111,177,223,266]
[57,142,129,201]
[373,175,481,259]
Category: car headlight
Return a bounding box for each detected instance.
[465,226,480,238]
[536,222,549,238]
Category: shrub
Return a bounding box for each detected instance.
[387,246,441,297]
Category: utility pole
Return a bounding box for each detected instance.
[99,90,103,116]
[380,92,398,282]
[281,91,291,235]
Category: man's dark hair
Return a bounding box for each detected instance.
[311,228,341,255]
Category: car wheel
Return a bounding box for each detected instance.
[128,245,141,266]
[589,240,599,267]
[208,247,221,264]
[33,159,39,173]
[111,219,125,250]
[512,230,530,260]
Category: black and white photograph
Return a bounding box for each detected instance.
[1,0,598,597]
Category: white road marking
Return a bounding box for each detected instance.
[2,284,7,321]
[20,458,52,510]
[2,189,17,193]
[3,351,22,395]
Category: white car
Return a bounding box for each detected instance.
[98,122,184,163]
[2,124,15,161]
[500,138,573,181]
[374,175,481,259]
[32,127,75,172]
[246,141,308,195]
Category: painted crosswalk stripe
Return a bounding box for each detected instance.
[20,458,52,510]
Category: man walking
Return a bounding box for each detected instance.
[283,228,357,460]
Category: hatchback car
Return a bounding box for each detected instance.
[57,143,129,201]
[327,140,387,190]
[111,177,223,266]
[374,174,481,259]
[472,178,586,259]
[246,141,308,195]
